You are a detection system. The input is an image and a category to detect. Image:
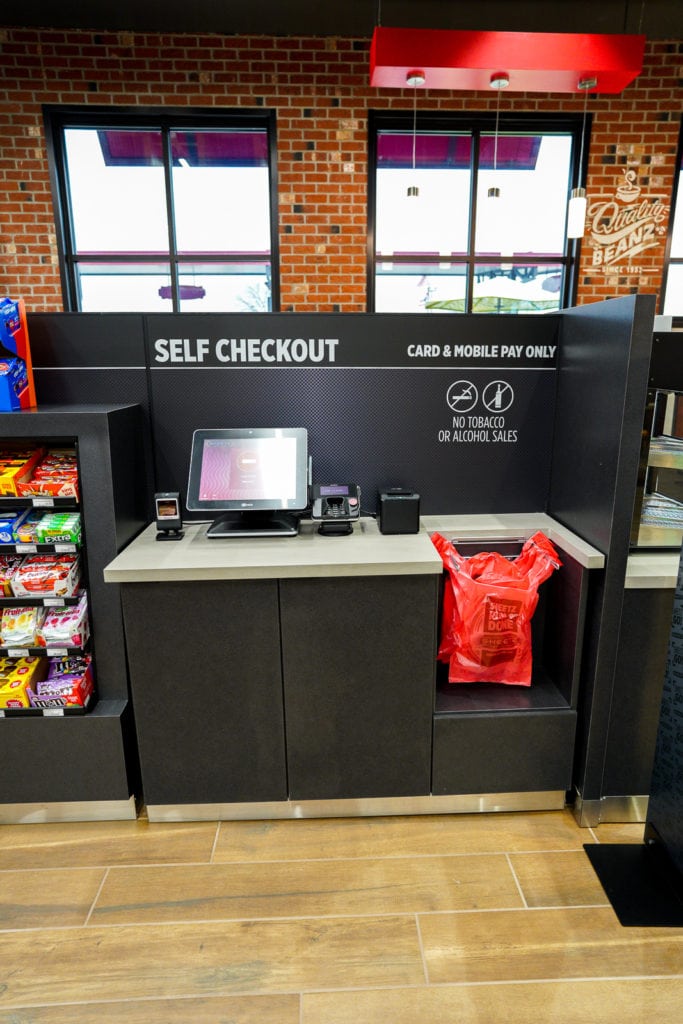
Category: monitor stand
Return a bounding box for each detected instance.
[205,511,300,538]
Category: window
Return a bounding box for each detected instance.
[44,107,279,312]
[661,132,683,320]
[368,112,583,314]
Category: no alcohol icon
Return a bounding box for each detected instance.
[482,380,514,413]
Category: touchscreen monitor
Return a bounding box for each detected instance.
[186,427,308,537]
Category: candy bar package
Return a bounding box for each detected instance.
[17,476,79,500]
[47,653,91,678]
[1,605,46,647]
[35,512,81,545]
[34,461,77,478]
[0,508,30,544]
[13,509,44,544]
[0,446,43,495]
[0,655,44,682]
[0,554,23,594]
[28,675,94,709]
[0,656,46,708]
[16,447,79,500]
[0,676,32,708]
[28,653,95,709]
[10,553,80,598]
[0,654,43,672]
[39,594,89,648]
[0,297,37,413]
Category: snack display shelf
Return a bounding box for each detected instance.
[647,437,683,471]
[637,523,683,548]
[0,404,149,817]
[0,644,87,658]
[0,594,83,607]
[648,450,683,470]
[0,690,97,718]
[0,542,79,554]
[0,496,78,510]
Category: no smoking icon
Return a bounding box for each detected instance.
[446,380,478,413]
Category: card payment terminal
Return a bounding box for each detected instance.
[310,483,361,535]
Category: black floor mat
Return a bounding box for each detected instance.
[584,842,683,927]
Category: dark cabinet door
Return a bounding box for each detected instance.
[433,710,577,795]
[121,579,287,806]
[280,574,438,800]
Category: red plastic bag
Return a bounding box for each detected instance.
[431,531,562,686]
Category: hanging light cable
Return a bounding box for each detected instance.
[567,76,597,238]
[488,72,509,200]
[406,69,425,198]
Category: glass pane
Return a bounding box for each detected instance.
[76,262,172,312]
[670,169,683,257]
[375,132,471,256]
[375,264,468,313]
[472,264,564,314]
[177,263,272,312]
[64,129,170,253]
[475,135,572,257]
[662,264,683,316]
[171,130,271,254]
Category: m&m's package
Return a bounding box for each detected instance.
[28,654,94,710]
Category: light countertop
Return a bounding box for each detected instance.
[423,513,605,569]
[104,512,604,583]
[625,550,681,589]
[104,518,442,582]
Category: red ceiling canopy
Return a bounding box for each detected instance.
[370,27,645,93]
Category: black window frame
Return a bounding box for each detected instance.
[659,121,683,326]
[367,109,589,313]
[43,105,280,312]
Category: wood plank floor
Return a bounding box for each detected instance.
[0,810,681,1022]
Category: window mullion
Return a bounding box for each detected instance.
[466,129,482,314]
[54,127,82,311]
[161,127,180,311]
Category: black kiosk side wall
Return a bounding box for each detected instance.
[646,543,683,878]
[547,294,656,820]
[599,331,683,810]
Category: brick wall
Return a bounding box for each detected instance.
[0,27,681,313]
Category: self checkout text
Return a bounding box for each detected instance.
[154,337,340,364]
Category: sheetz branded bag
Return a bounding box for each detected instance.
[432,531,561,686]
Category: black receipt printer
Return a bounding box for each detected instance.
[378,488,420,535]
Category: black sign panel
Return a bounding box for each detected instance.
[144,314,559,515]
[27,311,561,516]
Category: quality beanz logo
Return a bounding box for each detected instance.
[587,169,670,272]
